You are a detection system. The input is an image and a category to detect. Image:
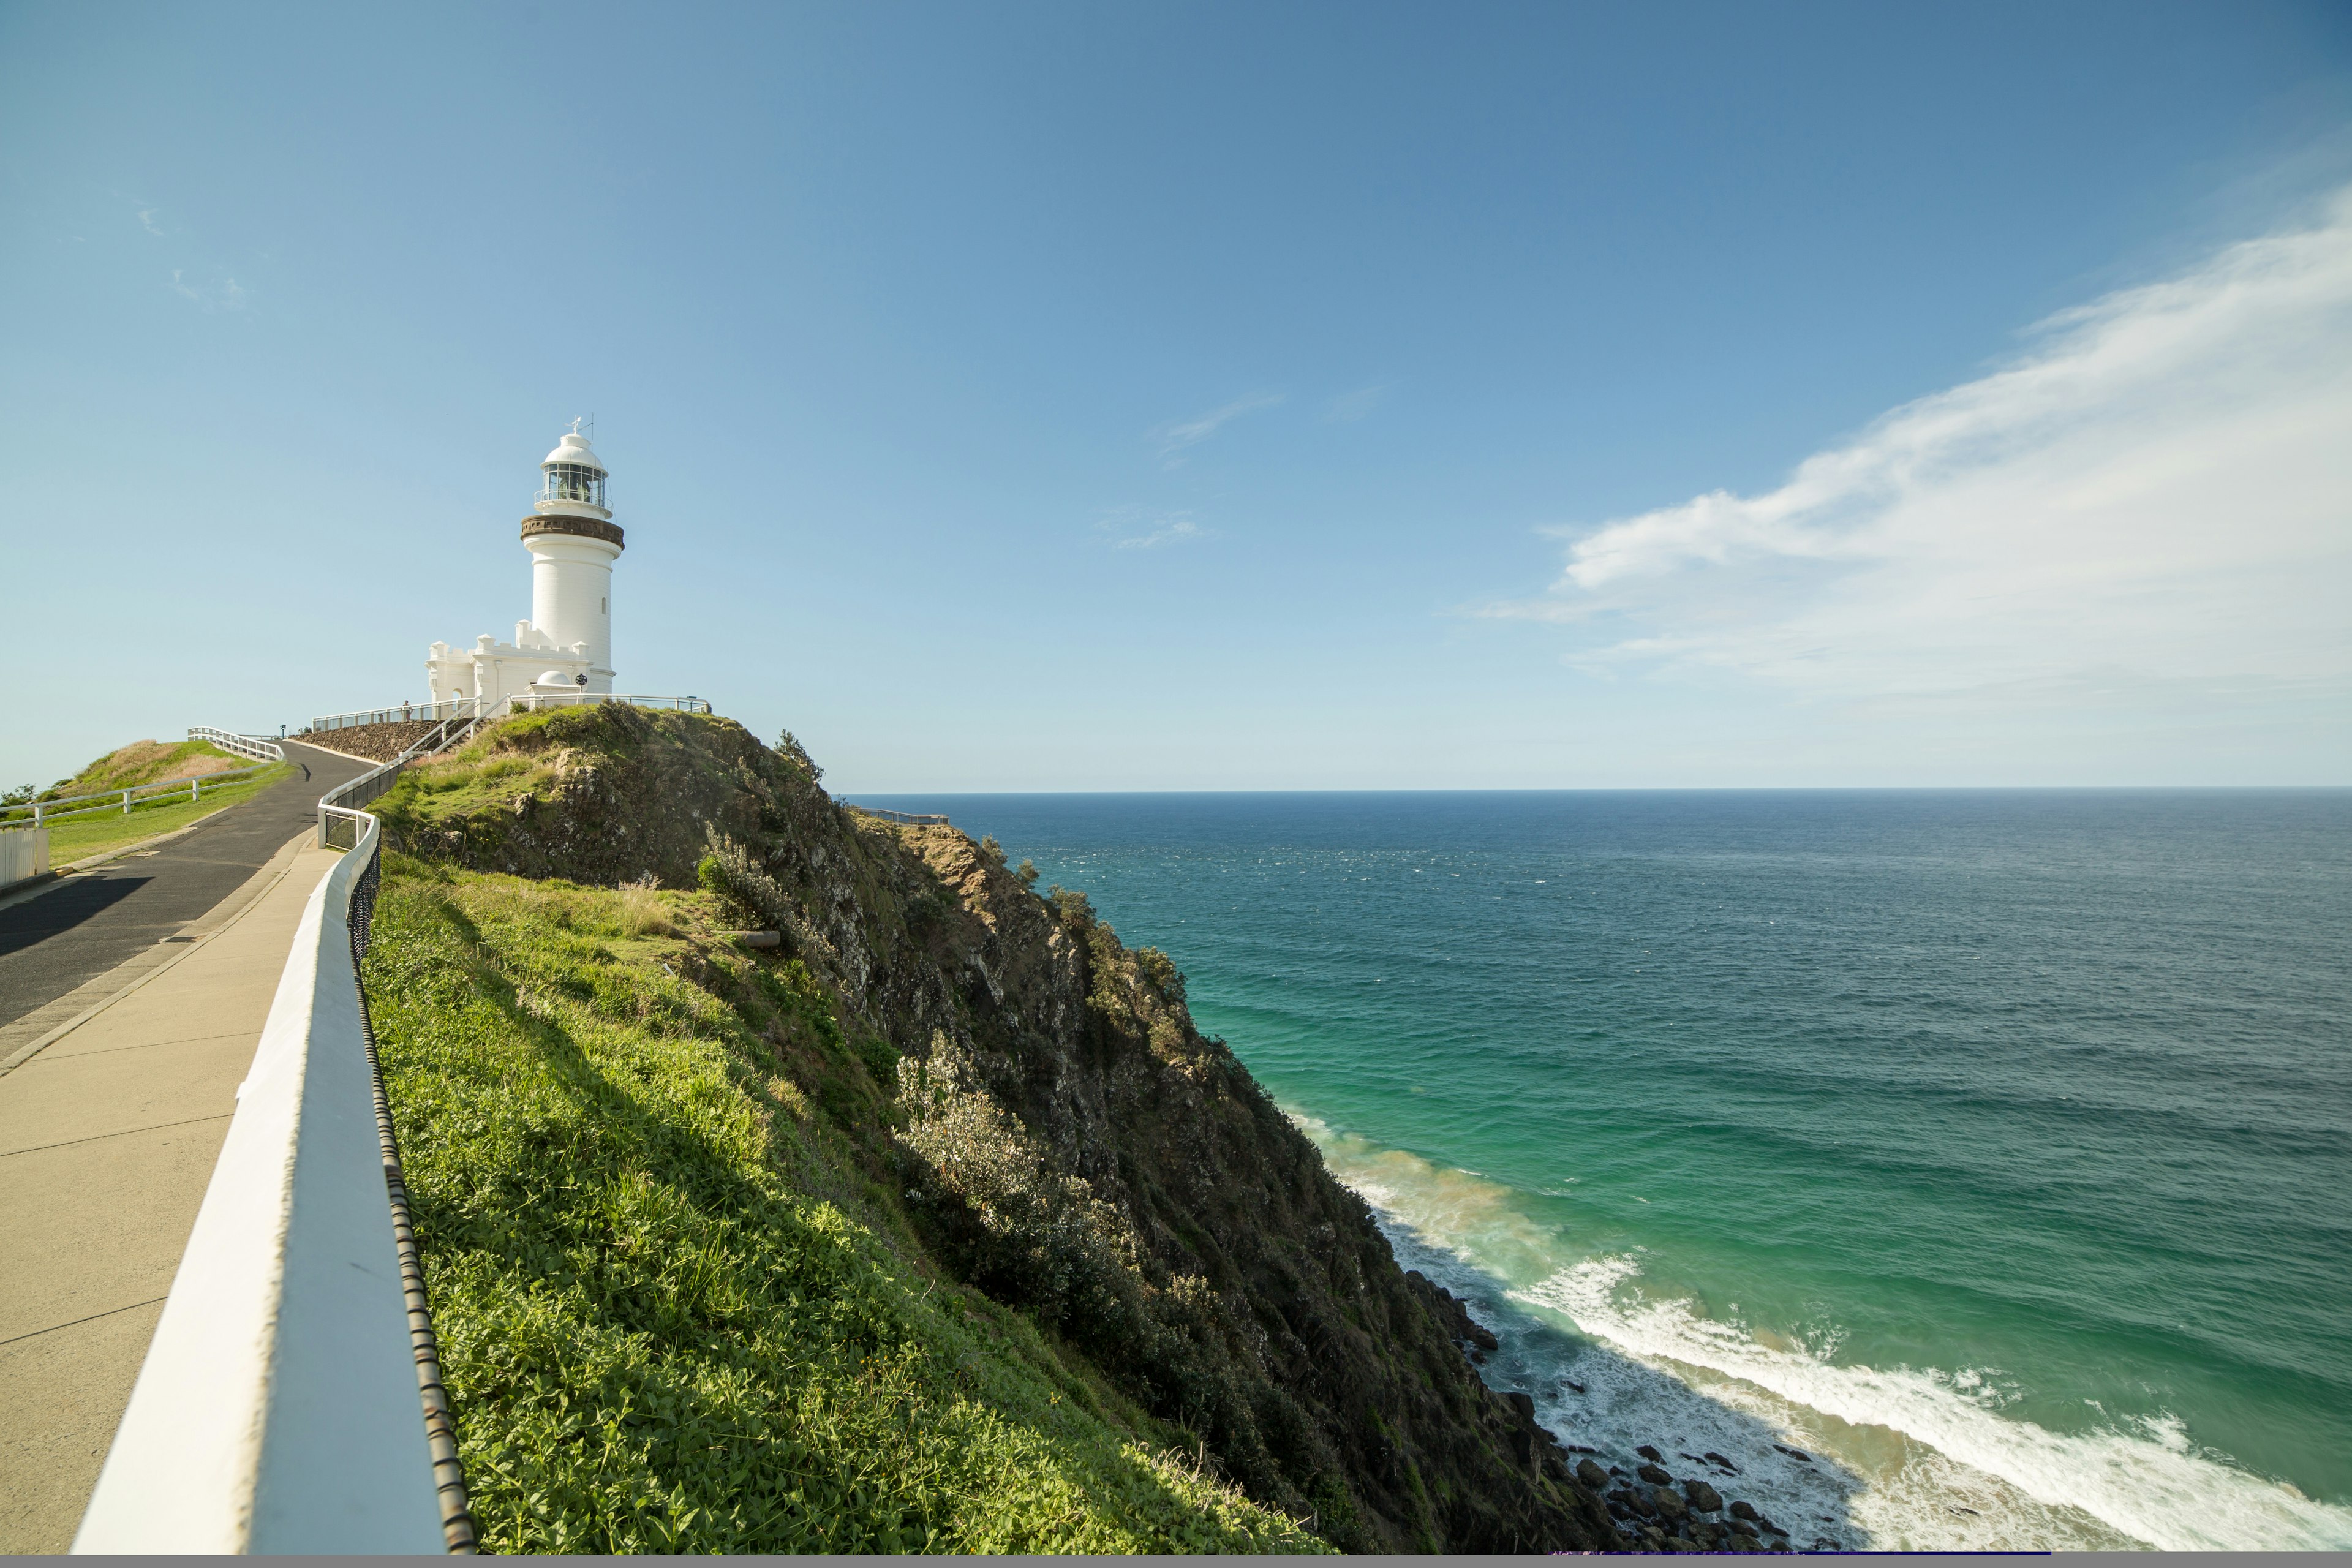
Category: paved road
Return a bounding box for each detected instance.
[0,742,369,1035]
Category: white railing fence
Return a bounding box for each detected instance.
[307,698,483,733]
[316,709,485,849]
[307,692,711,734]
[74,805,473,1553]
[1,734,287,830]
[310,695,715,850]
[190,728,290,764]
[504,691,711,715]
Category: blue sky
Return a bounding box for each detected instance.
[4,1,2348,790]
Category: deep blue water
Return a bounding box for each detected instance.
[856,790,2352,1550]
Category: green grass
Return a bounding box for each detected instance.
[363,858,1329,1555]
[19,762,293,864]
[67,737,246,791]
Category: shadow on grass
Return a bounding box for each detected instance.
[371,886,1310,1553]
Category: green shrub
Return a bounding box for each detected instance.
[1134,946,1186,1006]
[895,1033,1137,1329]
[1045,886,1095,929]
[697,827,790,929]
[774,729,821,784]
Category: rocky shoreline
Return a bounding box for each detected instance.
[1409,1270,1824,1555]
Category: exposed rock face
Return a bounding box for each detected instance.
[301,719,446,763]
[1406,1269,1502,1353]
[377,708,1622,1553]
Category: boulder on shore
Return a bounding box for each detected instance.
[1685,1479,1724,1513]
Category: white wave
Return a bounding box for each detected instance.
[1523,1255,2352,1551]
[1291,1110,2352,1553]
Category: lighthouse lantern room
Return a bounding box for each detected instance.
[426,423,627,708]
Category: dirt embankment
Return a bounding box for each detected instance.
[374,705,1624,1554]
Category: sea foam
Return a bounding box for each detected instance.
[1294,1111,2352,1553]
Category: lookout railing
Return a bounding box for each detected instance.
[843,802,952,827]
[308,693,711,734]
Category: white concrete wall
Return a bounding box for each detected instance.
[424,640,587,707]
[74,827,445,1553]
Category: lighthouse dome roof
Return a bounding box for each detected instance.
[541,431,607,473]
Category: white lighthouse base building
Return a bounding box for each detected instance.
[426,627,592,711]
[427,426,625,709]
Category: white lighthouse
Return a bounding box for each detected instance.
[426,424,627,708]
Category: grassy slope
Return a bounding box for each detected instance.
[50,737,249,794]
[366,856,1326,1555]
[24,762,292,863]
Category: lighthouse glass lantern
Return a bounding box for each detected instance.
[538,457,606,510]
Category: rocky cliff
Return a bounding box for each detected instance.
[374,705,1624,1553]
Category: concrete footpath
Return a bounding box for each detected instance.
[0,829,344,1552]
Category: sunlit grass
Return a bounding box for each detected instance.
[363,858,1327,1555]
[22,763,293,864]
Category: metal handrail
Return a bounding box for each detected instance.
[307,699,483,733]
[306,694,710,734]
[845,803,952,827]
[317,710,482,849]
[504,692,712,714]
[2,733,287,829]
[533,483,606,509]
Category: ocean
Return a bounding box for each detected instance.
[854,790,2352,1551]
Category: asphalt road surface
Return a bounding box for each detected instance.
[0,743,372,1033]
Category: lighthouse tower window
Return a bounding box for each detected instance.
[539,462,606,508]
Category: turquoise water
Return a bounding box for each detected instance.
[862,790,2352,1551]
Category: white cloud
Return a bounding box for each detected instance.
[1099,507,1207,549]
[1327,381,1393,423]
[170,270,249,311]
[1152,393,1282,465]
[138,207,165,236]
[1494,186,2352,741]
